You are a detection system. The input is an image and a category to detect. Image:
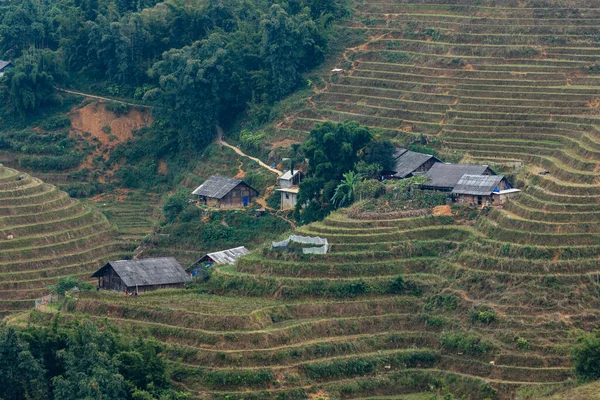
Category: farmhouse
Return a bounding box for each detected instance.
[0,60,13,76]
[92,257,191,293]
[422,163,494,192]
[192,176,259,208]
[389,148,441,179]
[189,246,250,278]
[452,174,520,206]
[277,169,303,210]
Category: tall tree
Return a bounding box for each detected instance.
[52,320,126,400]
[0,327,48,400]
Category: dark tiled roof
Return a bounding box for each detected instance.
[392,149,437,178]
[92,257,190,287]
[424,164,492,189]
[192,176,245,199]
[452,174,506,196]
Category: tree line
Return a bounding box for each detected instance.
[0,0,347,152]
[0,316,188,400]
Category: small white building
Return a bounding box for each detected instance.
[277,169,303,210]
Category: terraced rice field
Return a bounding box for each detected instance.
[41,0,600,398]
[0,165,126,316]
[59,206,599,398]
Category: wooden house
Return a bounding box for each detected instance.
[452,174,520,206]
[388,148,441,179]
[422,163,494,192]
[91,257,190,293]
[0,61,13,77]
[192,176,259,208]
[277,169,303,210]
[189,246,250,278]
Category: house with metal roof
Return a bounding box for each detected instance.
[452,174,519,205]
[277,168,303,210]
[91,257,191,293]
[0,61,13,76]
[389,148,441,179]
[192,176,259,208]
[189,246,250,278]
[422,163,494,192]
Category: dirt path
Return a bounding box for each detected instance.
[55,87,151,108]
[216,126,282,176]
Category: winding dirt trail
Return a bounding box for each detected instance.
[216,126,282,176]
[55,87,151,108]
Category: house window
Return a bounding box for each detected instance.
[285,193,289,199]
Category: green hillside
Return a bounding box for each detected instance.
[0,165,126,317]
[3,0,600,399]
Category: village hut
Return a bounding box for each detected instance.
[91,257,190,293]
[422,163,494,192]
[277,169,303,210]
[192,176,259,208]
[388,148,441,179]
[189,246,250,278]
[452,174,520,206]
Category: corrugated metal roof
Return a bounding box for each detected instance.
[393,148,409,159]
[452,174,506,196]
[279,170,300,181]
[92,257,191,287]
[192,176,245,199]
[392,149,437,178]
[204,246,250,265]
[424,164,492,189]
[0,61,12,70]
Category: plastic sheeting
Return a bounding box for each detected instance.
[272,235,329,254]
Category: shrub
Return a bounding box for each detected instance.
[355,179,385,201]
[48,276,94,295]
[572,330,600,381]
[516,337,530,351]
[469,306,498,325]
[441,333,495,356]
[40,115,71,130]
[105,101,130,116]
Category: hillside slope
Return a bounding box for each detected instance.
[0,165,126,316]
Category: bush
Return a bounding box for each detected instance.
[468,306,498,325]
[40,115,71,130]
[355,179,385,201]
[48,276,94,295]
[163,190,188,223]
[105,101,130,116]
[441,333,495,356]
[572,330,600,380]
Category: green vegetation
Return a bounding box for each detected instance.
[1,318,188,399]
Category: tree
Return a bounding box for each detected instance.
[331,171,362,208]
[52,320,126,400]
[0,327,48,400]
[8,48,65,116]
[359,139,395,172]
[47,276,94,295]
[572,330,600,380]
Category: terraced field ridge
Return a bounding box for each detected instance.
[0,164,124,316]
[55,201,599,399]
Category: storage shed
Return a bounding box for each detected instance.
[92,258,190,293]
[189,246,250,278]
[422,164,494,192]
[389,148,441,179]
[452,174,519,206]
[277,169,303,210]
[192,176,259,208]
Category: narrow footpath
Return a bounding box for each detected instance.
[55,87,151,108]
[216,126,282,176]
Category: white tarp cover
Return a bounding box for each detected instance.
[272,235,329,254]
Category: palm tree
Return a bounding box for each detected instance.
[331,171,362,208]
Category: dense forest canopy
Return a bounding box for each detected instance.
[0,0,347,151]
